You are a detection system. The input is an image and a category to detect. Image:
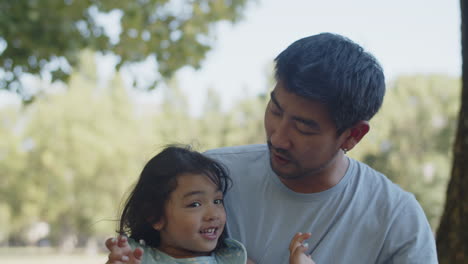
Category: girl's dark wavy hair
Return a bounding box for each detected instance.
[118,144,231,250]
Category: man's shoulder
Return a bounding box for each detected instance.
[353,159,404,190]
[352,159,415,208]
[351,162,437,262]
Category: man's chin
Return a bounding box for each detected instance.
[270,159,303,180]
[276,171,304,180]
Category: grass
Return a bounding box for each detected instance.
[0,247,108,264]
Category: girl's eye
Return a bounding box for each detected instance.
[214,199,224,205]
[188,202,201,208]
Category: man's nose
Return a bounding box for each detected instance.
[270,119,292,150]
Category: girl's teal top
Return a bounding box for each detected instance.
[128,238,247,264]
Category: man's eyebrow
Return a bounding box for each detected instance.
[270,92,283,111]
[270,90,320,131]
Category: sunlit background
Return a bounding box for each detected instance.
[0,0,461,263]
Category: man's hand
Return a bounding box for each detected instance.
[289,232,316,264]
[105,235,144,264]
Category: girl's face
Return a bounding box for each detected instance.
[153,173,226,258]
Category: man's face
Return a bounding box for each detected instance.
[155,173,226,258]
[264,81,348,181]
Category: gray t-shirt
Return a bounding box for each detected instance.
[205,144,437,264]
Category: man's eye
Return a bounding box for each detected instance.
[271,109,281,116]
[298,130,315,135]
[296,123,317,135]
[214,199,224,205]
[297,128,316,135]
[269,104,281,116]
[188,202,201,208]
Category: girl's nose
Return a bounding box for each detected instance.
[204,206,221,221]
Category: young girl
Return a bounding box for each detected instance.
[107,145,247,263]
[105,145,314,264]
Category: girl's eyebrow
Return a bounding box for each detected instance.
[183,190,223,198]
[183,190,204,198]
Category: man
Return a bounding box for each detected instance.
[106,33,437,263]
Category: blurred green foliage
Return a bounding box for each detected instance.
[0,0,250,98]
[0,51,268,247]
[0,53,458,247]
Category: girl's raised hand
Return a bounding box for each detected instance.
[289,232,316,264]
[105,235,144,264]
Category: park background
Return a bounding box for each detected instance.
[0,0,465,263]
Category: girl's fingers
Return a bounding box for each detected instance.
[289,232,312,252]
[289,232,302,252]
[290,243,313,264]
[117,235,128,247]
[105,235,143,264]
[105,237,117,251]
[134,247,144,261]
[108,252,124,263]
[301,232,312,241]
[289,232,313,264]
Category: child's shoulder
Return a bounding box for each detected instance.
[127,238,175,263]
[214,238,247,264]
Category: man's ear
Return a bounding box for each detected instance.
[152,219,165,231]
[340,121,370,152]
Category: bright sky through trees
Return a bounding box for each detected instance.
[175,0,460,115]
[0,0,460,116]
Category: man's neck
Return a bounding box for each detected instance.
[279,153,350,194]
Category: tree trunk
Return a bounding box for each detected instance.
[435,0,468,262]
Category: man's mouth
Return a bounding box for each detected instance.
[268,144,291,161]
[268,141,291,159]
[272,151,291,165]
